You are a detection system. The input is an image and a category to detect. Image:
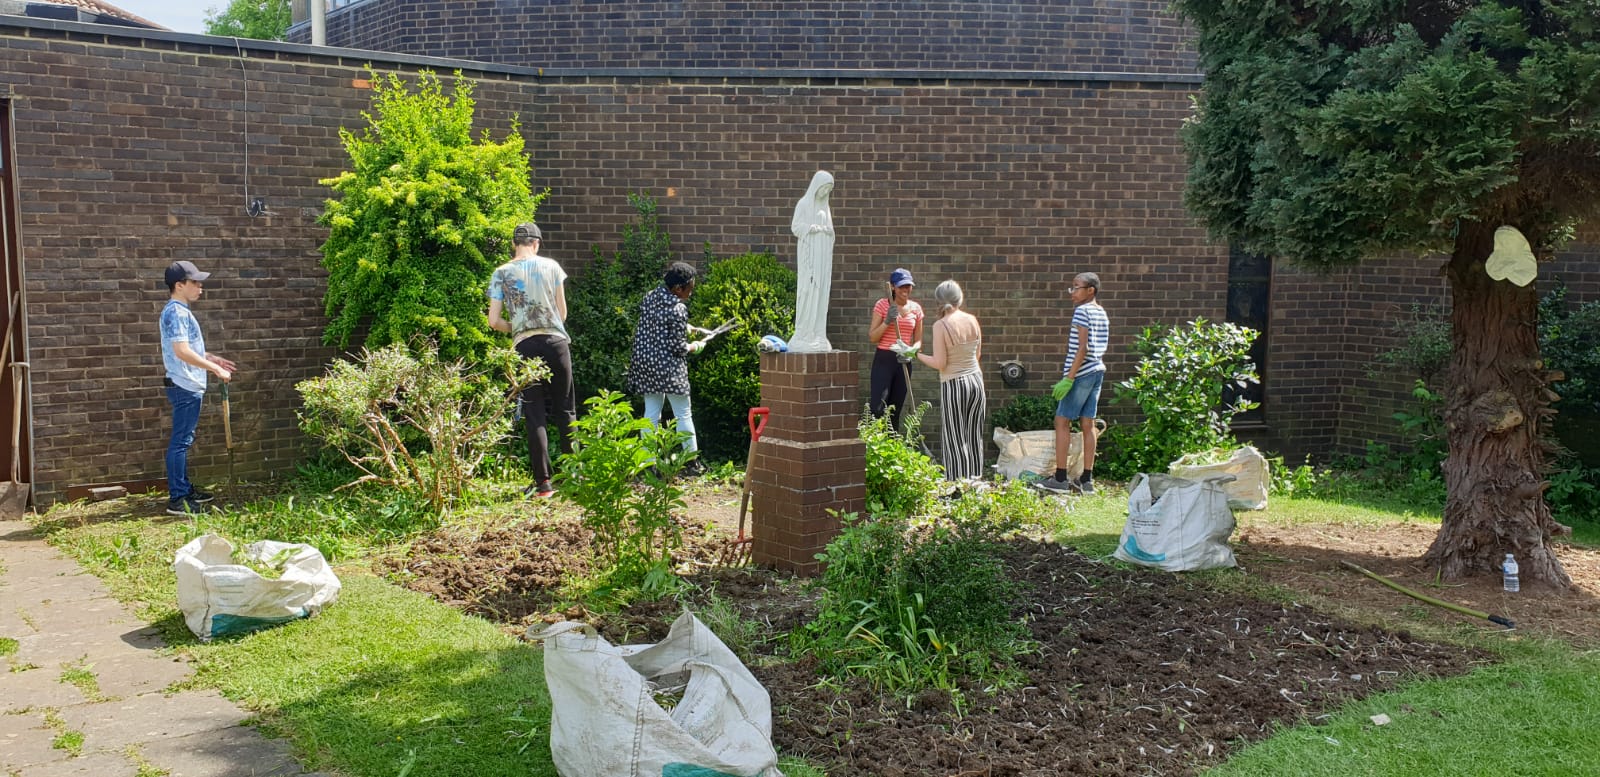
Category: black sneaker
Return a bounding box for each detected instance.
[1076,479,1096,495]
[189,490,215,504]
[684,459,708,477]
[165,496,203,516]
[1036,475,1076,493]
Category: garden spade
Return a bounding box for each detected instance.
[727,406,769,565]
[221,381,235,488]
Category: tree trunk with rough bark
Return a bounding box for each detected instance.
[1423,222,1572,589]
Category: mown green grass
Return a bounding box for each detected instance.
[1210,641,1600,776]
[185,575,554,777]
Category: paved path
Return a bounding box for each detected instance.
[0,519,327,777]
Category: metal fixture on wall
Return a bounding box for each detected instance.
[998,359,1027,388]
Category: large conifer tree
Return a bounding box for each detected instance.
[1179,0,1600,587]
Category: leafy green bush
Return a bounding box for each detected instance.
[296,343,547,514]
[1099,319,1259,477]
[566,193,675,403]
[319,70,546,362]
[687,252,797,461]
[1371,303,1452,386]
[1540,283,1600,417]
[861,406,945,519]
[555,391,693,586]
[794,511,1026,695]
[990,393,1056,432]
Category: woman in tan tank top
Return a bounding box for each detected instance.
[917,280,987,481]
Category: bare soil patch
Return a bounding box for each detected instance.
[379,484,1578,776]
[1235,517,1600,646]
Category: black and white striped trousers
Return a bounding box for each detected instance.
[939,371,988,481]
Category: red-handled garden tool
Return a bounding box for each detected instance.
[730,407,770,563]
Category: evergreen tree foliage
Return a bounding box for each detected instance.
[318,71,546,362]
[566,193,675,402]
[203,0,291,40]
[1178,0,1600,587]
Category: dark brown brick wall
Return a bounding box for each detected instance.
[2,17,1595,504]
[750,351,865,575]
[293,0,1199,74]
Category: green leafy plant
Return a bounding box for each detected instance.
[297,343,547,514]
[1266,454,1323,498]
[1547,463,1600,526]
[1372,303,1453,387]
[556,391,693,585]
[1542,283,1600,415]
[566,193,676,402]
[795,511,1026,695]
[860,406,945,519]
[687,251,798,460]
[990,393,1057,432]
[319,70,547,362]
[1102,319,1259,477]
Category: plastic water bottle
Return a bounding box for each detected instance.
[1502,554,1520,593]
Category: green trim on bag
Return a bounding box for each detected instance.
[210,610,308,639]
[662,763,742,777]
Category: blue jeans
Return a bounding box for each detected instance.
[1055,369,1105,420]
[642,393,698,452]
[165,386,204,501]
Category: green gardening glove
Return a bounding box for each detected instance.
[1051,375,1075,401]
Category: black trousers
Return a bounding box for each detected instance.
[870,347,912,430]
[515,334,577,485]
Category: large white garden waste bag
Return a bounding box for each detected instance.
[993,427,1081,481]
[172,534,341,641]
[1114,473,1238,572]
[534,611,783,777]
[1168,445,1271,511]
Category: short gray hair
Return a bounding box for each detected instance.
[934,280,964,316]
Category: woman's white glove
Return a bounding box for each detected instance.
[688,340,707,354]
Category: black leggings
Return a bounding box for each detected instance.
[515,334,576,485]
[870,347,912,430]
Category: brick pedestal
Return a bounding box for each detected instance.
[749,350,866,576]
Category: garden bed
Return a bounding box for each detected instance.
[382,485,1495,777]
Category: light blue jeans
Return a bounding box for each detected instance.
[642,393,698,452]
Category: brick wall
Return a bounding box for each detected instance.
[2,17,1596,504]
[292,0,1199,74]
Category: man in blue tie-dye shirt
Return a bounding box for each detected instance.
[159,261,236,515]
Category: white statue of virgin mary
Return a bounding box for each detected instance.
[788,171,835,353]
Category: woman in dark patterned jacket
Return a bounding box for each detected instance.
[626,262,705,467]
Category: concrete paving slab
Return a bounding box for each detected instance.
[57,690,249,750]
[0,708,65,770]
[90,651,194,699]
[16,620,154,664]
[12,750,140,776]
[0,664,88,712]
[0,519,319,777]
[139,726,304,777]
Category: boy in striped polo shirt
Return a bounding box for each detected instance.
[1040,272,1109,494]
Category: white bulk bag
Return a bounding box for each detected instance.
[1114,473,1238,572]
[994,427,1082,481]
[534,611,783,777]
[172,534,341,641]
[1168,445,1271,511]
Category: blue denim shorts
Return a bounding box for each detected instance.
[1055,370,1105,420]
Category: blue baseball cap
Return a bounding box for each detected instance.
[889,268,914,288]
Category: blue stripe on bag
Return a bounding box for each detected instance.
[210,610,308,639]
[1120,536,1167,564]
